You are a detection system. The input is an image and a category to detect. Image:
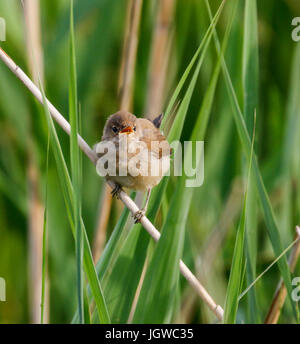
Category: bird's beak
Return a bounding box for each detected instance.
[120,126,134,134]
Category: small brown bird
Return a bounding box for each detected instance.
[95,110,171,222]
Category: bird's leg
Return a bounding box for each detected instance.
[111,183,122,199]
[143,188,151,213]
[133,188,152,223]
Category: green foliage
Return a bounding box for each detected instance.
[39,50,110,324]
[224,112,255,324]
[242,0,260,323]
[69,0,84,323]
[0,0,299,324]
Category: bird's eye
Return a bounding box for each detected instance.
[112,126,118,133]
[133,125,136,131]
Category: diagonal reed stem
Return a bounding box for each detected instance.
[0,46,224,321]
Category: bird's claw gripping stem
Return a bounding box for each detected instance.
[133,209,145,224]
[111,183,122,199]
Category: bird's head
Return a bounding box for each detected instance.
[102,111,137,140]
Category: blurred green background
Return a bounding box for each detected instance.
[0,0,300,324]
